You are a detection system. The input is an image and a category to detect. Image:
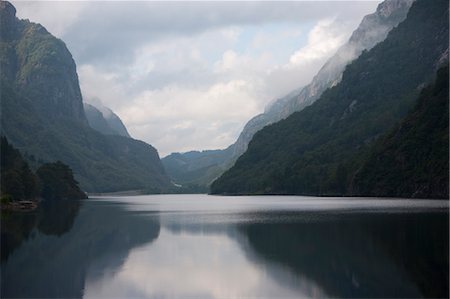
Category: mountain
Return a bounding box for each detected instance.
[84,103,131,138]
[0,1,170,192]
[211,0,449,196]
[349,66,449,198]
[162,0,414,189]
[162,146,233,188]
[231,0,414,159]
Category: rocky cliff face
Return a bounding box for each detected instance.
[0,1,18,41]
[0,0,86,122]
[231,0,414,159]
[0,1,171,192]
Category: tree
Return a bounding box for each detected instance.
[36,161,87,200]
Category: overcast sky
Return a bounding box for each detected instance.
[12,1,381,157]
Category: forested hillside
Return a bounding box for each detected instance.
[211,0,449,197]
[349,66,449,198]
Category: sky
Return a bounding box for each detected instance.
[12,0,381,157]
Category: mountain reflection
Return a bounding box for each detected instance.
[1,201,160,298]
[1,196,448,299]
[238,211,449,298]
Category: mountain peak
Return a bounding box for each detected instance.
[0,1,16,18]
[377,0,415,19]
[0,0,18,42]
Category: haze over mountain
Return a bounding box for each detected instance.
[11,1,380,156]
[232,0,414,159]
[84,102,131,138]
[163,0,414,189]
[0,1,170,193]
[163,147,234,189]
[211,0,449,198]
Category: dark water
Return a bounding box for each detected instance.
[1,195,448,298]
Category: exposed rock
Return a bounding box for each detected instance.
[0,1,171,192]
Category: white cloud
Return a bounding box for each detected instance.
[79,15,369,156]
[78,64,126,107]
[11,1,381,155]
[289,18,348,65]
[119,79,260,155]
[12,1,87,37]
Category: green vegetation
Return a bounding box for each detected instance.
[211,0,449,198]
[37,161,87,200]
[350,66,449,198]
[1,137,87,201]
[1,85,170,192]
[1,137,39,201]
[0,2,170,192]
[162,148,234,190]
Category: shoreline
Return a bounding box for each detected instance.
[1,200,39,212]
[86,189,144,197]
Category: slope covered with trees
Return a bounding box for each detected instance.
[1,137,86,202]
[211,0,449,197]
[162,146,234,189]
[349,66,449,198]
[1,137,39,201]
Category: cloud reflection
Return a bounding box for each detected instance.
[83,227,325,299]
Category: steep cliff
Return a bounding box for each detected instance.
[0,1,170,192]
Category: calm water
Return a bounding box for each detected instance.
[1,195,448,298]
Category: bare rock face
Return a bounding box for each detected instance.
[231,0,415,159]
[0,0,86,122]
[0,1,17,41]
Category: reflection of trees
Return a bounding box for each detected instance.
[1,209,40,261]
[1,201,160,298]
[238,212,448,298]
[37,200,82,236]
[1,200,82,261]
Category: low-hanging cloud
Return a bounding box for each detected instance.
[12,1,381,156]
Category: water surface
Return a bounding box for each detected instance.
[1,195,448,298]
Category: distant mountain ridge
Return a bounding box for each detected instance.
[162,146,234,187]
[0,1,170,192]
[84,103,131,138]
